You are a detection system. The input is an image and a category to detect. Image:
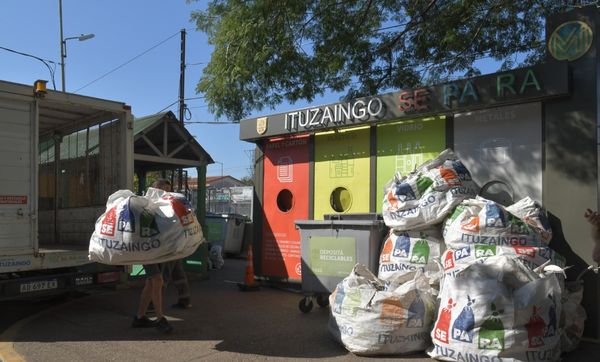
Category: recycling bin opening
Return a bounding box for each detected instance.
[277,189,294,212]
[330,187,352,212]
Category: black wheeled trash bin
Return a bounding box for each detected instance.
[294,216,387,313]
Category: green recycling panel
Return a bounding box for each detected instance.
[376,116,447,204]
[314,126,370,220]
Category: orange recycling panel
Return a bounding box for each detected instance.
[262,136,310,281]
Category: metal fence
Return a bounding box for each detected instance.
[190,186,253,221]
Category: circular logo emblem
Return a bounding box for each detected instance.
[548,21,593,61]
[295,262,302,276]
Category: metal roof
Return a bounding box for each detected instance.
[1,80,213,170]
[133,111,214,171]
[0,79,129,141]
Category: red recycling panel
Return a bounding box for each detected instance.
[262,136,310,282]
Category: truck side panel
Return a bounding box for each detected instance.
[0,98,35,256]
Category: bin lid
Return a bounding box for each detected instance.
[323,213,383,221]
[206,212,246,220]
[295,219,384,227]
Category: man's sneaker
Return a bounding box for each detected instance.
[172,299,191,309]
[131,315,156,328]
[155,317,173,333]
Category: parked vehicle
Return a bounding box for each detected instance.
[0,79,133,300]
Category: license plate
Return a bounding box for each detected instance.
[75,275,93,286]
[20,279,58,293]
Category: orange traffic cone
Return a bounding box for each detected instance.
[237,244,260,291]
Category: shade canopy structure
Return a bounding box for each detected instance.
[134,111,213,172]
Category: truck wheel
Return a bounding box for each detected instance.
[298,297,313,313]
[316,294,329,308]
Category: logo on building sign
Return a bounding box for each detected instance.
[548,21,593,61]
[256,117,268,135]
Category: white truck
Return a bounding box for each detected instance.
[0,79,133,300]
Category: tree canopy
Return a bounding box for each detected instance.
[189,0,578,122]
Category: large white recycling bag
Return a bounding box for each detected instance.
[505,197,553,244]
[428,256,562,362]
[89,188,204,265]
[328,264,437,355]
[378,227,444,282]
[441,245,566,278]
[443,196,550,251]
[382,149,479,231]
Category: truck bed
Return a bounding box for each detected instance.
[1,243,92,274]
[1,205,102,274]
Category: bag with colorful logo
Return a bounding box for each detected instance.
[442,196,550,251]
[88,188,204,265]
[382,149,479,231]
[441,245,566,278]
[428,255,563,362]
[378,227,444,282]
[328,264,437,355]
[505,197,553,244]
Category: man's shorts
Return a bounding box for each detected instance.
[143,263,161,278]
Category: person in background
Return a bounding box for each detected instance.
[162,260,192,308]
[584,209,600,264]
[152,178,192,309]
[131,179,176,333]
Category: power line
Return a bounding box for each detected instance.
[185,121,239,124]
[0,46,58,89]
[74,31,180,93]
[156,96,206,113]
[156,100,179,113]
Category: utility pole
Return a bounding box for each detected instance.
[177,29,186,191]
[59,0,65,91]
[179,29,186,125]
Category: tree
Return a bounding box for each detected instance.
[190,0,577,122]
[239,175,254,186]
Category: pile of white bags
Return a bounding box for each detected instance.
[326,149,584,360]
[428,256,563,362]
[89,188,204,265]
[430,193,576,361]
[382,149,479,231]
[328,264,438,355]
[338,148,475,355]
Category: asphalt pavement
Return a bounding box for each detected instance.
[0,258,598,362]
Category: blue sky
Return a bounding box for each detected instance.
[1,1,514,181]
[0,0,345,180]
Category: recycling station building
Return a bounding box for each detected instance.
[239,7,600,340]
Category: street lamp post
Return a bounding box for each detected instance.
[60,33,94,92]
[215,161,224,189]
[213,161,224,213]
[59,0,94,92]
